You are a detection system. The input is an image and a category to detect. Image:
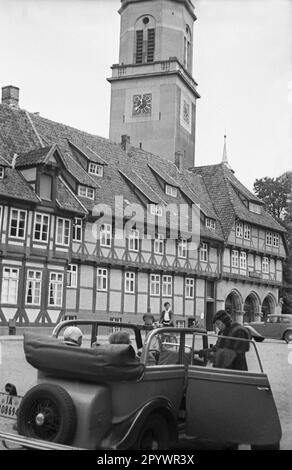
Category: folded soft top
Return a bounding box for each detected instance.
[23,333,145,383]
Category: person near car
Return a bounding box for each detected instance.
[159,302,174,326]
[63,326,83,347]
[108,331,131,344]
[199,310,250,370]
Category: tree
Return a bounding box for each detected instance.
[254,172,292,314]
[253,176,290,221]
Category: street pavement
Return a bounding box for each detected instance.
[0,336,291,450]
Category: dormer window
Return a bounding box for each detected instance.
[205,218,216,230]
[88,162,103,177]
[78,185,95,200]
[165,184,177,198]
[249,202,262,214]
[0,166,4,179]
[39,174,52,200]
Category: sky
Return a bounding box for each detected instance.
[0,0,291,190]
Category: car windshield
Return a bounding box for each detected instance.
[141,327,263,373]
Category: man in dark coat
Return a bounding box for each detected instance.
[202,310,251,370]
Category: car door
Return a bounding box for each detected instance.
[264,316,280,339]
[185,343,281,446]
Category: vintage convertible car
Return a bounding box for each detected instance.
[0,320,282,450]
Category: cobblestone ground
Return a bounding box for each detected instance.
[0,337,291,450]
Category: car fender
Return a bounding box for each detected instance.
[100,397,178,450]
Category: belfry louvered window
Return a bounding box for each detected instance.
[135,30,144,63]
[147,29,155,62]
[135,17,156,64]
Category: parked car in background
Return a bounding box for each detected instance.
[245,315,292,343]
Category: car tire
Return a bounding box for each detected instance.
[284,330,292,343]
[17,383,76,444]
[251,442,280,450]
[135,413,169,450]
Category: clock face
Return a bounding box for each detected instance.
[183,100,190,124]
[132,93,152,116]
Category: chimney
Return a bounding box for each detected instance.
[175,150,184,172]
[1,86,20,108]
[121,134,130,152]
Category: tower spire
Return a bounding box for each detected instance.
[222,132,228,164]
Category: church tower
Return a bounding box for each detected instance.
[108,0,200,168]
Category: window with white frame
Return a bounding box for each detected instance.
[262,257,269,273]
[97,268,108,291]
[49,272,64,307]
[205,218,216,230]
[73,218,83,242]
[176,320,186,328]
[1,267,19,304]
[178,238,187,258]
[129,229,139,252]
[78,185,95,200]
[56,218,71,246]
[249,203,262,214]
[236,222,243,238]
[26,270,42,305]
[67,264,78,288]
[273,233,279,248]
[154,234,164,255]
[162,275,172,297]
[88,162,103,177]
[240,251,247,269]
[100,224,112,247]
[266,231,273,246]
[200,242,208,262]
[150,204,163,216]
[9,209,27,239]
[0,167,4,179]
[165,184,177,198]
[231,250,239,268]
[244,224,251,240]
[185,278,195,299]
[33,213,50,242]
[150,274,160,296]
[125,272,135,293]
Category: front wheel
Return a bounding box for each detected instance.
[284,330,292,343]
[135,413,169,450]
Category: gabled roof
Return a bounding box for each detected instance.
[67,139,108,165]
[118,167,165,205]
[192,163,286,237]
[15,145,58,168]
[56,177,88,215]
[148,163,179,187]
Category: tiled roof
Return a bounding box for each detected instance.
[56,177,87,215]
[15,146,55,168]
[118,167,165,205]
[0,167,40,203]
[0,155,11,167]
[192,163,286,237]
[67,139,108,165]
[0,103,284,242]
